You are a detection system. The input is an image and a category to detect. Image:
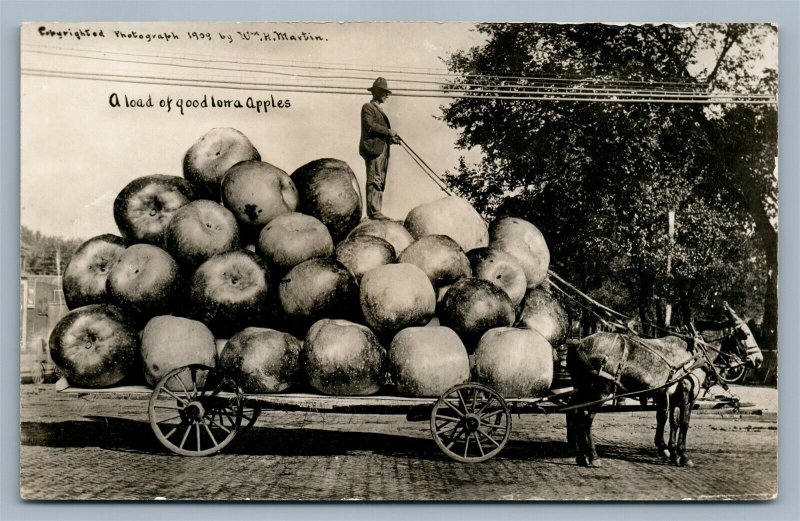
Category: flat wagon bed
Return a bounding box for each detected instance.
[55,364,744,462]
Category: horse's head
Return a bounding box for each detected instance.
[723,301,763,369]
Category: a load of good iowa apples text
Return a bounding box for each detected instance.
[109,92,292,115]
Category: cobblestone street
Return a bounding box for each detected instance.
[19,384,777,500]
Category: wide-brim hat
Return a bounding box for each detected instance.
[368,77,392,94]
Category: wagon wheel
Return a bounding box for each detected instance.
[239,402,262,434]
[148,364,244,456]
[716,360,748,384]
[32,363,45,385]
[430,383,512,463]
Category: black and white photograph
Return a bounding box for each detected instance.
[19,20,778,501]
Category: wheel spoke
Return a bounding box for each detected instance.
[207,415,231,434]
[436,422,461,438]
[157,413,182,424]
[473,432,485,456]
[476,395,496,416]
[442,399,464,418]
[222,408,236,427]
[457,389,469,414]
[154,404,183,411]
[162,423,182,440]
[178,423,192,449]
[195,423,202,452]
[201,418,218,446]
[434,414,459,424]
[445,426,467,450]
[463,434,471,458]
[161,387,188,406]
[477,429,501,448]
[480,419,507,431]
[171,373,193,402]
[481,408,505,421]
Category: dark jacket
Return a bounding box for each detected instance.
[359,101,392,159]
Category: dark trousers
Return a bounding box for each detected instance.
[364,147,389,218]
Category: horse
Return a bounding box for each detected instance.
[565,302,762,468]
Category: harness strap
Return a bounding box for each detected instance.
[611,334,630,395]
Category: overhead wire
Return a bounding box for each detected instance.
[22,41,713,87]
[25,45,737,98]
[22,67,774,104]
[21,45,775,103]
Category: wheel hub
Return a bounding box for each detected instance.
[183,401,206,422]
[463,413,481,433]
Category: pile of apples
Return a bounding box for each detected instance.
[49,128,568,398]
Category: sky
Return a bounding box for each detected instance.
[21,22,487,239]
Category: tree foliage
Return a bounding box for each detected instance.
[21,226,84,276]
[441,23,777,344]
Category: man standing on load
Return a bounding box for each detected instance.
[359,77,400,220]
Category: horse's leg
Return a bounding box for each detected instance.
[675,379,696,468]
[573,408,596,467]
[668,387,680,463]
[566,409,577,454]
[654,393,670,458]
[584,406,602,467]
[570,389,598,467]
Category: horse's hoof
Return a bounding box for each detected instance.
[677,457,694,468]
[576,455,602,468]
[658,448,671,459]
[587,458,603,468]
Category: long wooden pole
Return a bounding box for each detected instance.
[665,210,675,327]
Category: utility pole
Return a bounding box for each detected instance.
[664,210,675,327]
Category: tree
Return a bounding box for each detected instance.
[441,23,777,345]
[21,226,84,276]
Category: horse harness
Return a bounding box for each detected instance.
[579,333,710,402]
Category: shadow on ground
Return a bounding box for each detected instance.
[21,416,670,466]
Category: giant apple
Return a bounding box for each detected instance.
[489,217,550,289]
[290,158,362,242]
[49,304,139,387]
[302,319,386,395]
[472,327,553,398]
[359,263,436,334]
[141,315,217,389]
[439,278,515,350]
[221,160,299,232]
[257,212,334,273]
[113,174,198,246]
[183,127,261,198]
[278,258,358,330]
[62,234,126,309]
[397,235,470,288]
[346,218,414,255]
[517,288,569,344]
[187,250,272,337]
[467,247,527,307]
[106,244,180,318]
[389,326,470,397]
[164,200,240,268]
[219,327,302,393]
[335,235,396,281]
[404,196,489,252]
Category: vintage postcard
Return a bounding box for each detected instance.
[20,21,778,500]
